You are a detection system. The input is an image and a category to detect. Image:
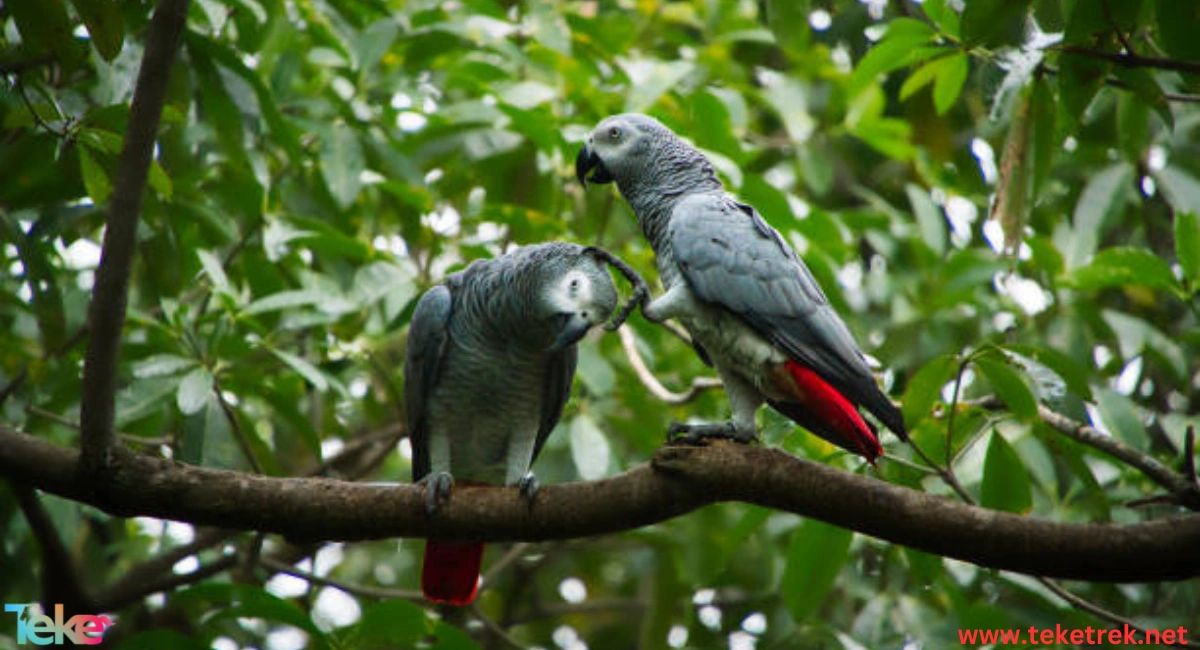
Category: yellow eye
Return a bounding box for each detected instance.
[608,127,622,141]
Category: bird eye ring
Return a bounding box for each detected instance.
[608,127,621,141]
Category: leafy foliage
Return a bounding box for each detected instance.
[2,0,1198,648]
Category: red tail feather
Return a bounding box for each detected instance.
[422,540,484,605]
[782,361,883,463]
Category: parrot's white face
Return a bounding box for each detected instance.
[540,261,618,352]
[545,269,612,327]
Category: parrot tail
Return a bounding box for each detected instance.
[421,540,484,605]
[773,361,883,464]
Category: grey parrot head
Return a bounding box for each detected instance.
[576,114,718,205]
[535,246,620,351]
[575,114,674,188]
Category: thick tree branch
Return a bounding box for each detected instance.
[79,0,190,473]
[2,426,1198,583]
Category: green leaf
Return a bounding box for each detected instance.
[619,58,694,113]
[905,183,946,256]
[1003,344,1093,401]
[981,431,1032,513]
[116,377,182,427]
[1156,0,1200,62]
[148,160,173,200]
[848,26,939,96]
[8,0,84,72]
[68,0,125,61]
[1064,247,1178,292]
[932,53,968,115]
[1091,387,1148,449]
[428,622,481,650]
[570,415,611,481]
[1058,52,1109,125]
[176,366,213,415]
[78,146,112,205]
[1175,212,1200,291]
[975,355,1038,421]
[1029,76,1057,198]
[197,250,231,294]
[1066,163,1133,269]
[352,599,432,648]
[322,122,365,209]
[269,348,330,392]
[196,584,331,650]
[132,354,197,379]
[922,0,961,38]
[899,53,948,102]
[902,354,957,429]
[243,289,332,315]
[781,519,852,621]
[764,0,810,49]
[1111,67,1173,130]
[961,0,1031,47]
[1102,310,1189,383]
[1156,166,1200,216]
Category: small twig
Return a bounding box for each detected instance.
[1183,426,1196,487]
[15,81,70,137]
[94,528,238,611]
[0,54,55,75]
[1036,577,1200,649]
[881,454,940,475]
[1125,494,1178,509]
[259,557,422,601]
[212,378,263,474]
[1054,45,1200,75]
[472,603,528,650]
[617,325,722,405]
[25,405,171,448]
[482,542,533,585]
[96,555,238,612]
[1039,64,1200,104]
[1100,0,1136,54]
[1030,402,1200,510]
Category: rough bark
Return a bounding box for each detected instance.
[2,425,1197,583]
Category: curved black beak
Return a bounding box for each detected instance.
[575,143,613,187]
[548,313,593,352]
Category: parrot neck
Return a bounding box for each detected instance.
[620,138,722,252]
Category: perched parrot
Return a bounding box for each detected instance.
[405,242,645,605]
[575,114,906,463]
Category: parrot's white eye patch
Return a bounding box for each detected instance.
[549,271,593,311]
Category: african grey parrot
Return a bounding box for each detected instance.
[575,114,906,463]
[405,242,645,605]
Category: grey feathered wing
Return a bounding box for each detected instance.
[405,284,454,482]
[532,347,578,462]
[668,193,907,438]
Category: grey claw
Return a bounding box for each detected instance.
[517,472,540,504]
[420,472,454,515]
